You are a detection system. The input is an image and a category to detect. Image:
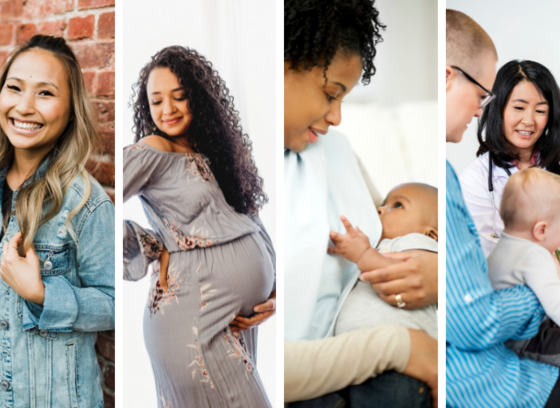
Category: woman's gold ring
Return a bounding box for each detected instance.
[396,294,406,308]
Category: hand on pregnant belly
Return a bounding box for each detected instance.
[360,250,437,309]
[154,246,170,291]
[231,290,276,332]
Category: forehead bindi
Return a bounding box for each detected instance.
[8,49,67,88]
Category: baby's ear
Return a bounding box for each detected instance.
[533,221,547,242]
[424,227,438,242]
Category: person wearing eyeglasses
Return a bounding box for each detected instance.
[459,60,560,257]
[446,9,560,408]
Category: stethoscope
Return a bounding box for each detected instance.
[488,151,511,239]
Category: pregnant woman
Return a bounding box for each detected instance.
[124,46,275,407]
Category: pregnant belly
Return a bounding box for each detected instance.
[148,232,274,322]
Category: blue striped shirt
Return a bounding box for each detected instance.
[446,161,558,407]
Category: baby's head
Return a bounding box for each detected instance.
[378,183,438,242]
[500,168,560,252]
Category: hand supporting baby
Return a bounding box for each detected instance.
[328,216,371,263]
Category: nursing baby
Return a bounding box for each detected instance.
[328,183,438,339]
[488,168,560,366]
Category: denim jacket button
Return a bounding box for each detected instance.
[39,330,48,337]
[0,320,8,330]
[0,380,10,390]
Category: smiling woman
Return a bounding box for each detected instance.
[0,35,115,408]
[460,59,560,257]
[123,45,275,407]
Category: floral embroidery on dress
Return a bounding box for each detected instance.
[129,143,147,152]
[138,177,152,195]
[198,282,217,311]
[138,233,162,261]
[184,154,215,183]
[148,262,182,316]
[187,327,215,388]
[159,394,171,408]
[222,326,253,379]
[163,218,215,250]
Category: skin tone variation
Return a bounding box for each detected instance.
[284,52,363,152]
[445,54,497,143]
[141,66,276,332]
[502,81,549,169]
[0,49,72,305]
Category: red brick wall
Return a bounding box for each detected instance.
[0,0,115,406]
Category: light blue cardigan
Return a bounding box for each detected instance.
[284,130,381,341]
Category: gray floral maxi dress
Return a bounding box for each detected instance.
[123,143,275,408]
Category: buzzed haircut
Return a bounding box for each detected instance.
[500,168,560,230]
[446,9,498,76]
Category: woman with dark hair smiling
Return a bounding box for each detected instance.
[461,60,560,257]
[284,0,437,406]
[124,46,275,407]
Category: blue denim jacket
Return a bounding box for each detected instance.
[0,159,115,408]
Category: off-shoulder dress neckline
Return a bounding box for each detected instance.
[136,142,205,157]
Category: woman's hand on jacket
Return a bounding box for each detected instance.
[1,232,45,305]
[231,291,276,332]
[360,250,437,309]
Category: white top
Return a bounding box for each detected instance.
[488,232,560,326]
[284,130,382,341]
[335,233,438,339]
[460,152,519,257]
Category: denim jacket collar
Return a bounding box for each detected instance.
[0,152,52,188]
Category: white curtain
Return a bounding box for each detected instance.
[122,1,276,406]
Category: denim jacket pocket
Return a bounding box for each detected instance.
[36,246,71,276]
[66,341,79,408]
[16,294,22,319]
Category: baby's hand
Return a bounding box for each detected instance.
[327,215,371,263]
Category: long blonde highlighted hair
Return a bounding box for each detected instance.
[0,35,99,251]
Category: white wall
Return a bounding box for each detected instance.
[122,1,276,406]
[446,0,560,175]
[346,0,437,105]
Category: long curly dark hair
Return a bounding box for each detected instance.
[130,46,267,216]
[284,0,386,85]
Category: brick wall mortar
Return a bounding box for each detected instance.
[0,0,115,406]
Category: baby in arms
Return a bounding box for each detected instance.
[329,183,438,339]
[488,168,560,366]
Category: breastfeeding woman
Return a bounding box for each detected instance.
[0,35,115,407]
[460,60,560,257]
[284,0,437,406]
[124,46,275,407]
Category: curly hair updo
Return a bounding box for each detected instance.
[130,46,268,216]
[284,0,386,85]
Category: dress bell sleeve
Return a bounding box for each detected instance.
[123,144,164,281]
